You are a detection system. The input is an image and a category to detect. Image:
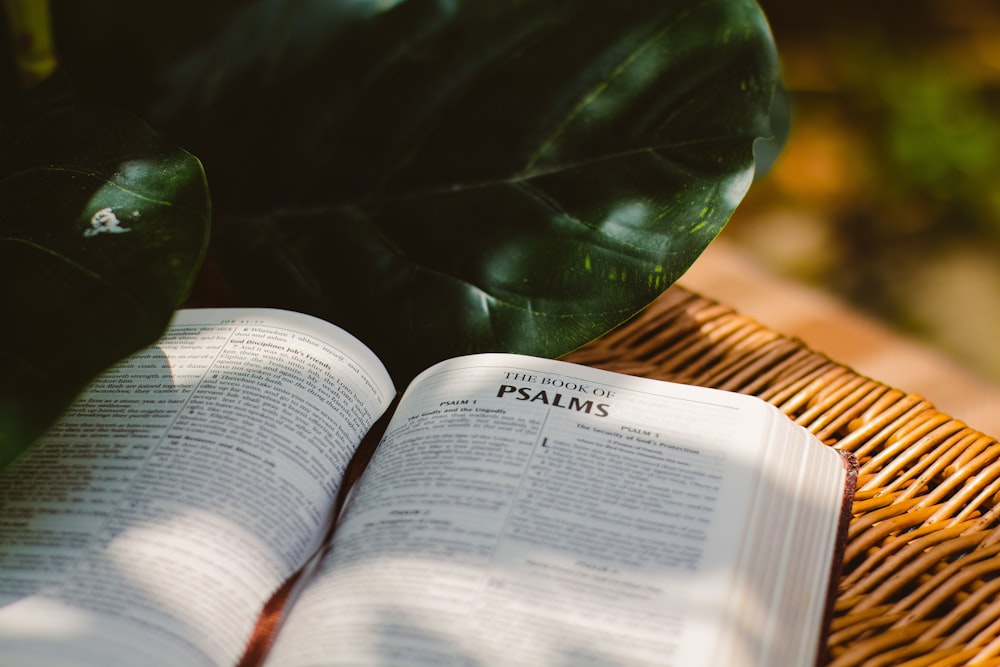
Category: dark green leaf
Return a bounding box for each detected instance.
[0,99,209,467]
[196,0,779,382]
[53,0,782,384]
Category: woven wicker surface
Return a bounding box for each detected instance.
[564,285,1000,666]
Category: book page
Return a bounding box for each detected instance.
[263,354,847,667]
[0,309,394,667]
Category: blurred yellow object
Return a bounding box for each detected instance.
[2,0,57,87]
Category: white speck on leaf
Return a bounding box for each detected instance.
[84,207,131,237]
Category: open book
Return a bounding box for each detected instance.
[0,308,855,667]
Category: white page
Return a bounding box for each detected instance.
[264,353,820,667]
[0,309,394,667]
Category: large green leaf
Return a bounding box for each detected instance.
[165,0,779,382]
[51,0,781,384]
[0,93,210,467]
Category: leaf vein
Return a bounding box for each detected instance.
[522,5,702,172]
[1,166,185,209]
[0,236,133,297]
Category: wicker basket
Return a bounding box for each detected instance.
[564,285,1000,667]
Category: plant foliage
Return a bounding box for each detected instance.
[0,0,782,465]
[0,91,209,466]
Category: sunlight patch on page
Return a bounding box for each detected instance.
[0,593,211,667]
[159,323,235,389]
[267,547,745,666]
[0,597,92,639]
[0,507,289,667]
[100,508,285,663]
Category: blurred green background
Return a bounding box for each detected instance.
[727,0,1000,381]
